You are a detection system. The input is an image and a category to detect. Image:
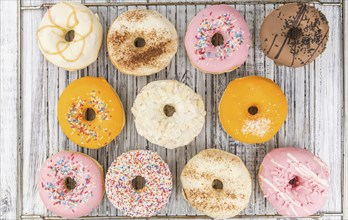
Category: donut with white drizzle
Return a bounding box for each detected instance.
[37,2,102,70]
[259,147,330,217]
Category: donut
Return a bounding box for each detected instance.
[38,151,104,218]
[259,147,330,217]
[260,3,329,67]
[181,149,252,218]
[131,80,206,149]
[219,76,288,144]
[105,150,172,217]
[58,76,125,149]
[37,2,103,71]
[185,5,250,74]
[107,9,178,76]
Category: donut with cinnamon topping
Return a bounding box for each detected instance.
[107,9,178,76]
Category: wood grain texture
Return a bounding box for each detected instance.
[1,0,344,219]
[344,1,348,219]
[0,1,19,220]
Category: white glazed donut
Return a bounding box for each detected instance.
[107,9,178,76]
[181,149,252,219]
[37,2,103,70]
[131,80,206,149]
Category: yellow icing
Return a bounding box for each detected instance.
[58,77,125,149]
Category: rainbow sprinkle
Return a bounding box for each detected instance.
[194,13,245,60]
[66,90,112,143]
[40,153,94,211]
[105,150,172,217]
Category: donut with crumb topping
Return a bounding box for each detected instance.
[107,9,178,76]
[131,80,206,149]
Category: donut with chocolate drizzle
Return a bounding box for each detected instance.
[260,3,329,67]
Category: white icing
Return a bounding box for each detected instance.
[131,80,206,149]
[37,2,103,70]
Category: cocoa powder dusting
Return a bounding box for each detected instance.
[108,29,174,72]
[122,10,149,22]
[125,41,170,69]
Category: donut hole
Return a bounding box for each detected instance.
[212,179,223,190]
[248,106,258,115]
[85,108,96,121]
[132,176,146,191]
[65,30,75,42]
[288,176,300,187]
[163,104,176,117]
[134,37,146,48]
[64,177,77,190]
[287,27,303,40]
[211,33,224,46]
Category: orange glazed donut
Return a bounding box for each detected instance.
[58,77,125,149]
[219,76,288,144]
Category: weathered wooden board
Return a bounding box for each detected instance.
[0,0,346,219]
[0,1,19,220]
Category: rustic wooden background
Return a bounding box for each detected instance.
[0,0,347,219]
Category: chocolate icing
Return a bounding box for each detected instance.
[260,3,329,67]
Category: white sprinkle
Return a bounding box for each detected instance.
[241,117,271,137]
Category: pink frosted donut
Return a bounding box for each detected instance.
[185,5,250,74]
[259,147,329,217]
[105,150,172,217]
[38,151,104,218]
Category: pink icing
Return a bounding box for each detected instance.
[38,151,104,218]
[185,5,250,73]
[259,147,330,217]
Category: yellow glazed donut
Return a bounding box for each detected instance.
[58,77,125,149]
[37,2,103,71]
[219,76,288,144]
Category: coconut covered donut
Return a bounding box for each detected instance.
[105,150,172,217]
[107,9,178,76]
[181,149,252,218]
[38,151,104,218]
[131,80,206,149]
[185,5,250,74]
[37,2,103,70]
[260,3,329,67]
[219,76,288,144]
[58,77,125,149]
[259,147,330,217]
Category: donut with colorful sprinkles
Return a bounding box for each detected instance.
[58,76,125,149]
[38,151,104,218]
[105,150,172,217]
[185,5,250,74]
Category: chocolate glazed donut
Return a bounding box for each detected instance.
[260,3,329,67]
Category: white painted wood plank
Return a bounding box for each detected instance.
[21,7,49,216]
[313,5,343,213]
[343,1,348,219]
[0,1,19,220]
